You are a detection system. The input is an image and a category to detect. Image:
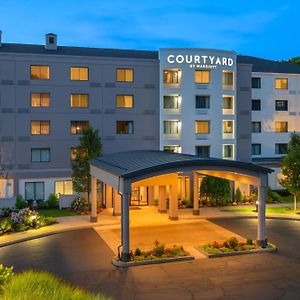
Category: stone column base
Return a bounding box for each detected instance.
[256,239,268,248]
[169,216,178,221]
[90,216,98,223]
[158,209,167,213]
[193,209,200,215]
[121,251,131,262]
[113,212,121,216]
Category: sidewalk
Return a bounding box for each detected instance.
[1,205,299,248]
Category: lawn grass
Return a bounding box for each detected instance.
[38,209,78,217]
[1,270,110,300]
[222,206,297,214]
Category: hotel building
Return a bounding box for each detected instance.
[0,32,299,203]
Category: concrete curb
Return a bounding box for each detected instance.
[207,215,300,221]
[195,245,277,258]
[111,256,194,267]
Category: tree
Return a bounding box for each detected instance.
[71,127,102,202]
[286,57,300,66]
[279,132,300,211]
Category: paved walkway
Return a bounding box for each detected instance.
[1,205,299,247]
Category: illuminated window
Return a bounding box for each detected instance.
[275,122,288,133]
[163,121,180,134]
[70,121,89,134]
[163,145,181,153]
[31,148,51,162]
[252,77,261,89]
[196,96,210,109]
[116,95,134,108]
[223,121,233,134]
[70,148,88,160]
[275,100,288,111]
[252,144,261,155]
[222,71,234,88]
[195,146,210,158]
[275,143,287,154]
[70,94,89,108]
[252,122,261,133]
[25,182,44,201]
[275,78,288,89]
[55,180,73,196]
[223,144,233,159]
[195,70,210,84]
[164,95,179,109]
[31,121,50,135]
[31,93,50,107]
[116,121,134,134]
[252,99,261,111]
[163,69,179,84]
[222,96,233,109]
[30,65,50,80]
[195,121,210,134]
[70,67,89,81]
[116,68,133,82]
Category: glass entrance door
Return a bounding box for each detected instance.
[130,187,148,206]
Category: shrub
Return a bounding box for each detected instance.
[0,218,12,235]
[170,245,187,257]
[181,197,192,207]
[71,196,88,213]
[0,207,13,218]
[152,240,165,257]
[227,237,239,249]
[267,187,282,203]
[36,200,47,209]
[153,199,159,206]
[246,238,253,245]
[235,188,242,203]
[134,248,142,256]
[11,208,40,228]
[0,264,14,287]
[1,270,109,300]
[46,193,59,208]
[39,216,56,227]
[15,195,27,210]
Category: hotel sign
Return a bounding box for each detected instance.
[167,54,234,69]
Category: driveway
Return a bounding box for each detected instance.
[0,219,300,300]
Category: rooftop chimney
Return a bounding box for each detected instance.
[0,31,2,47]
[45,33,57,50]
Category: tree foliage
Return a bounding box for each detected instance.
[286,57,300,66]
[200,176,231,206]
[71,127,102,200]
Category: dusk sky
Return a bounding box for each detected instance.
[1,0,299,60]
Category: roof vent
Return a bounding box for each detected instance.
[45,33,57,50]
[0,31,2,47]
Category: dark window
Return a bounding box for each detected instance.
[252,77,261,88]
[163,95,179,109]
[31,148,51,162]
[275,100,288,111]
[195,146,210,158]
[25,182,44,201]
[196,95,210,109]
[252,122,261,133]
[275,143,287,155]
[49,37,54,44]
[252,144,261,155]
[116,121,134,134]
[70,121,89,134]
[252,100,261,111]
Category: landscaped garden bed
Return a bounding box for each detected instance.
[197,237,277,258]
[112,241,194,267]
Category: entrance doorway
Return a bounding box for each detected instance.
[130,187,148,206]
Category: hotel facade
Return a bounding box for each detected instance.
[0,32,299,203]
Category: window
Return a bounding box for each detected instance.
[195,70,210,84]
[70,94,89,108]
[31,121,50,135]
[70,148,88,160]
[116,95,134,108]
[70,67,89,81]
[223,145,233,159]
[116,121,134,134]
[275,143,288,155]
[163,69,180,84]
[252,122,261,133]
[223,120,233,134]
[252,144,261,155]
[31,148,51,162]
[70,121,89,134]
[196,95,210,109]
[116,68,133,82]
[252,77,261,89]
[31,93,50,107]
[30,65,50,80]
[275,78,288,89]
[55,180,73,196]
[163,145,181,153]
[222,96,233,109]
[222,71,234,88]
[25,182,44,201]
[195,146,210,158]
[195,121,210,134]
[252,99,261,111]
[275,122,288,133]
[163,121,180,134]
[275,100,288,111]
[163,95,179,109]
